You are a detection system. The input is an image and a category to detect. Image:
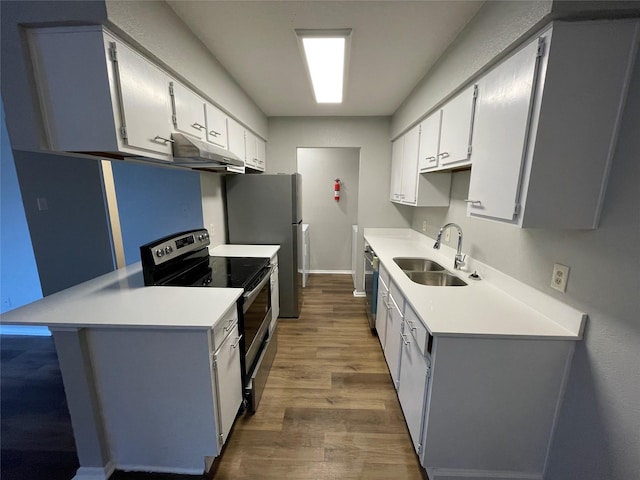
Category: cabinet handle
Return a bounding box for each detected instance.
[153,135,174,144]
[425,156,436,162]
[191,122,205,130]
[223,320,236,332]
[464,199,482,205]
[231,335,243,349]
[209,130,221,137]
[406,320,416,331]
[438,152,450,158]
[401,333,411,345]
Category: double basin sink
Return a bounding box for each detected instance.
[393,257,467,287]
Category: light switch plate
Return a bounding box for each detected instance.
[422,221,427,232]
[551,263,570,292]
[444,229,451,242]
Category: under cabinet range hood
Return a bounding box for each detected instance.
[171,133,244,170]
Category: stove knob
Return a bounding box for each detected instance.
[168,246,173,253]
[164,246,171,255]
[199,234,204,241]
[156,249,164,257]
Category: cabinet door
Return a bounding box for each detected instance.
[438,85,476,167]
[400,125,420,204]
[390,137,404,202]
[256,137,266,171]
[270,265,280,328]
[384,292,403,389]
[467,38,540,221]
[245,130,258,168]
[418,111,441,171]
[171,81,207,140]
[398,329,430,453]
[227,117,246,164]
[111,40,174,156]
[204,103,228,149]
[375,277,389,346]
[213,325,243,446]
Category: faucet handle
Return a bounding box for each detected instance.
[454,253,466,269]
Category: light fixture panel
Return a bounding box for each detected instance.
[296,29,351,104]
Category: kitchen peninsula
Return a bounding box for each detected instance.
[1,259,244,479]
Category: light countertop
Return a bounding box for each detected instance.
[0,262,242,330]
[210,244,280,259]
[364,228,585,339]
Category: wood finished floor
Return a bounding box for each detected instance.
[212,274,426,480]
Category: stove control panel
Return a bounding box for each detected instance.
[143,229,210,266]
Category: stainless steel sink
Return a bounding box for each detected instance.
[393,257,446,272]
[406,271,468,287]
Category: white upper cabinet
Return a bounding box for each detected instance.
[111,39,175,158]
[27,25,263,172]
[468,20,639,228]
[243,130,266,172]
[390,126,451,207]
[255,137,266,171]
[204,103,228,150]
[400,125,420,204]
[227,117,246,167]
[466,38,540,221]
[28,26,174,161]
[390,137,404,202]
[438,86,476,168]
[418,111,441,171]
[170,81,207,140]
[419,86,476,172]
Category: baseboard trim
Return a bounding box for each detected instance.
[427,467,542,480]
[72,462,115,480]
[114,464,204,475]
[306,269,352,274]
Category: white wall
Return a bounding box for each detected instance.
[267,116,412,288]
[200,173,226,250]
[396,2,640,478]
[297,148,360,272]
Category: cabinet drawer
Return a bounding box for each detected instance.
[211,304,238,351]
[404,303,432,357]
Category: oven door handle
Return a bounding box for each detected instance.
[243,266,273,306]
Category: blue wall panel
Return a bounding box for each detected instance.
[111,162,203,264]
[0,101,46,334]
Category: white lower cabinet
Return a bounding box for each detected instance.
[383,286,403,389]
[398,319,430,454]
[375,275,389,346]
[375,260,578,480]
[212,323,243,446]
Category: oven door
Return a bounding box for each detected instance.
[242,266,272,376]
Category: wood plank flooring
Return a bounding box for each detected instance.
[213,274,426,480]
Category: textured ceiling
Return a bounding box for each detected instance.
[167,0,484,117]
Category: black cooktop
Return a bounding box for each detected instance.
[162,256,270,290]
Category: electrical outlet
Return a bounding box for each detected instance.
[209,223,215,237]
[422,220,427,232]
[444,229,451,242]
[550,263,570,292]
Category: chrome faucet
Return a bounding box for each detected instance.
[433,223,466,270]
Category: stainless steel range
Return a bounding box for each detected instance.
[140,228,276,412]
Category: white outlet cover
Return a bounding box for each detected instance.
[444,229,451,242]
[551,263,570,292]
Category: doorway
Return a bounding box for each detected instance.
[296,147,360,274]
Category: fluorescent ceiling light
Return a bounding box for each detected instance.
[296,29,351,104]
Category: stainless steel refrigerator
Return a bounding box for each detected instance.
[225,173,302,317]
